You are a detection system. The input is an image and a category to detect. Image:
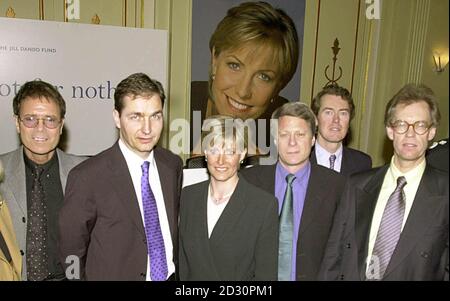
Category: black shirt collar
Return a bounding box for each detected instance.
[23,149,59,175]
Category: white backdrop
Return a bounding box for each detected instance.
[0,17,168,156]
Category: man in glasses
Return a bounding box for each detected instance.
[0,80,86,280]
[319,83,448,281]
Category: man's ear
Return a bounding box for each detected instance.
[427,126,437,141]
[113,109,121,129]
[59,119,65,135]
[386,126,394,141]
[15,115,20,134]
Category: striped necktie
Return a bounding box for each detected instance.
[329,154,336,170]
[368,176,407,280]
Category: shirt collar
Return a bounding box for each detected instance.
[315,141,343,159]
[118,139,154,167]
[388,156,426,186]
[276,160,311,184]
[23,149,58,173]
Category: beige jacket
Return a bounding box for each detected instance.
[0,199,21,281]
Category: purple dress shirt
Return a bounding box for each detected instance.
[275,161,311,281]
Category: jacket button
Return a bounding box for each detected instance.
[22,217,26,223]
[421,252,429,259]
[20,250,25,256]
[340,274,344,280]
[140,272,146,278]
[346,243,351,248]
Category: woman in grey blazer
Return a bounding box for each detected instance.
[179,116,279,281]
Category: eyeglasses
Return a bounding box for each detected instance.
[390,120,431,135]
[19,115,61,129]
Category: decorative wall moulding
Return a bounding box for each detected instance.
[6,7,16,18]
[324,38,343,87]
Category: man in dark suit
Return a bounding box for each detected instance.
[310,85,371,176]
[241,102,346,281]
[0,80,86,281]
[319,84,449,281]
[59,73,183,281]
[426,138,448,172]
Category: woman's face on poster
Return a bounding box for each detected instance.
[211,42,280,120]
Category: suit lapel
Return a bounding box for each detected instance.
[298,166,326,235]
[310,147,318,166]
[259,165,276,194]
[340,147,351,175]
[107,143,145,236]
[196,181,221,279]
[209,178,248,246]
[6,147,27,217]
[57,149,70,194]
[383,166,445,277]
[154,149,177,244]
[355,166,388,279]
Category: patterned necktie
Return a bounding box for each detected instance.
[369,176,407,280]
[141,161,168,281]
[278,174,296,281]
[26,166,49,281]
[329,154,336,170]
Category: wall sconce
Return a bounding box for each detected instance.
[433,52,449,73]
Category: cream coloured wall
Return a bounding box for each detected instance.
[2,0,448,164]
[420,0,449,142]
[302,0,449,167]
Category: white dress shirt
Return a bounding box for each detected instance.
[314,142,343,172]
[206,184,230,238]
[118,139,175,281]
[365,157,426,272]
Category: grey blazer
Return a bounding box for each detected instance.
[0,147,86,280]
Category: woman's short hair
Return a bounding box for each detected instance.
[201,115,248,154]
[209,1,299,92]
[384,83,441,127]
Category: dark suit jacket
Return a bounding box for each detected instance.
[426,138,449,172]
[310,146,372,177]
[179,176,279,281]
[319,164,449,281]
[58,143,183,280]
[240,163,346,280]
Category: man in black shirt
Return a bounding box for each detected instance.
[0,80,86,280]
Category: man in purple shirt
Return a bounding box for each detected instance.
[241,102,346,281]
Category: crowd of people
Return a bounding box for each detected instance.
[0,1,448,281]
